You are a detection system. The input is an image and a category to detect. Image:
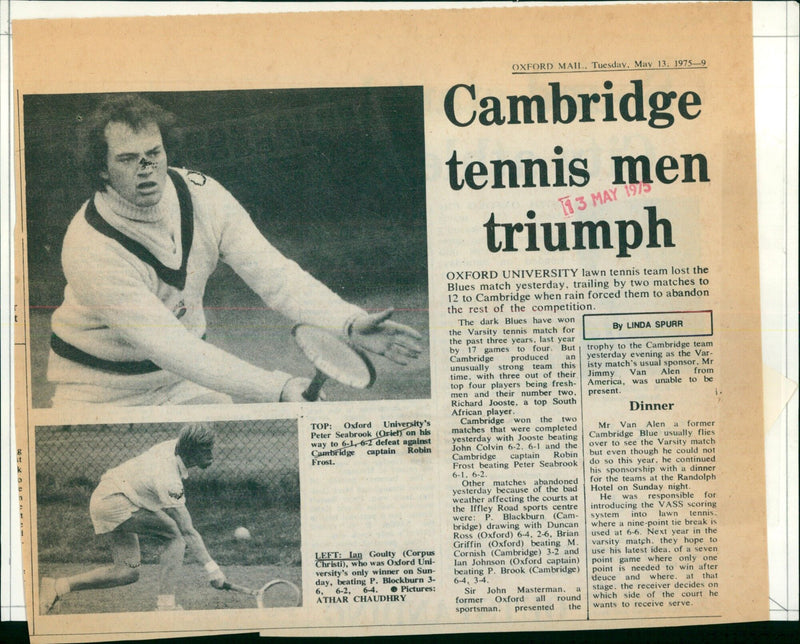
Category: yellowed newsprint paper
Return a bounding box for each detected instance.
[13,2,767,641]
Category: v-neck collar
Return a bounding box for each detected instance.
[84,169,194,291]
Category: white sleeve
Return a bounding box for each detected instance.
[62,234,293,402]
[202,176,366,337]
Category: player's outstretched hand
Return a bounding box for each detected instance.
[350,309,423,365]
[280,376,326,402]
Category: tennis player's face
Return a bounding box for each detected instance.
[101,120,168,207]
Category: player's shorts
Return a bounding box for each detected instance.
[89,479,138,534]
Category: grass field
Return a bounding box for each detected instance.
[28,283,430,408]
[39,563,302,614]
[38,497,301,568]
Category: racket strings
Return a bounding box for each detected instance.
[257,580,302,608]
[292,325,375,389]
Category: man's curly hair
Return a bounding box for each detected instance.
[78,94,176,191]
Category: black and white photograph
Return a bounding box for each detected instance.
[36,419,301,614]
[22,88,430,408]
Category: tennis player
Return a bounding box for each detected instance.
[47,93,422,406]
[40,424,225,613]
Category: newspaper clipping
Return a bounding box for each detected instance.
[13,3,768,640]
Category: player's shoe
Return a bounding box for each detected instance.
[40,577,59,614]
[156,592,183,611]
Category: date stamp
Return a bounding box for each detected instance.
[558,182,652,217]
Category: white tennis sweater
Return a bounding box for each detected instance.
[48,168,364,402]
[100,439,187,512]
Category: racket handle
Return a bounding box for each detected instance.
[222,581,257,595]
[302,370,328,401]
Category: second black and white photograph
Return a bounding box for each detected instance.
[22,87,430,408]
[36,419,301,614]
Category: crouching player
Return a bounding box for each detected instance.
[40,424,224,613]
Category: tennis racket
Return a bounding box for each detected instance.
[291,324,376,401]
[221,579,302,608]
